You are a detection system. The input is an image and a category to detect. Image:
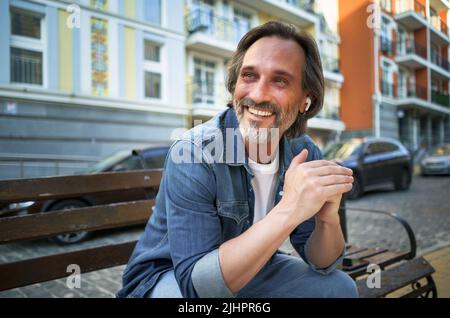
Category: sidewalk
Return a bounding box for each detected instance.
[423,245,450,298]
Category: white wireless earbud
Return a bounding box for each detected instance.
[305,97,311,113]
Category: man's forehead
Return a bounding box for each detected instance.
[242,36,305,73]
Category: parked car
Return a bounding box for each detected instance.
[0,145,170,244]
[420,144,450,176]
[323,137,412,199]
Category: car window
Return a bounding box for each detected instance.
[367,142,398,155]
[380,142,398,153]
[431,145,450,156]
[323,140,363,160]
[111,156,143,171]
[144,148,169,169]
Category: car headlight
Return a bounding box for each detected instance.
[8,201,35,210]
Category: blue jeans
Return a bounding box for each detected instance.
[147,253,359,298]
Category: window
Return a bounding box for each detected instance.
[144,0,161,25]
[10,7,44,85]
[143,39,163,99]
[367,142,398,155]
[11,8,41,38]
[10,47,43,85]
[233,8,251,43]
[145,72,161,98]
[193,57,216,105]
[144,40,160,62]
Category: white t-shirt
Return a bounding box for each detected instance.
[248,152,279,224]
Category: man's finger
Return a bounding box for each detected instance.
[288,149,308,171]
[312,165,353,176]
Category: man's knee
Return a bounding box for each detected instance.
[325,270,359,298]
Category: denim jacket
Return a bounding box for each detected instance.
[117,108,344,298]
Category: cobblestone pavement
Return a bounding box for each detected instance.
[0,175,449,298]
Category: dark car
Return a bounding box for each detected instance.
[0,146,170,244]
[420,144,450,176]
[323,137,412,199]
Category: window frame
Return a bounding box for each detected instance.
[9,6,47,88]
[143,38,164,101]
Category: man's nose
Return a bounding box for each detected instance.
[247,80,270,105]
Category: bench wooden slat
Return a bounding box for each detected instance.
[0,200,154,243]
[345,245,368,256]
[0,169,162,203]
[0,241,137,291]
[342,247,388,270]
[356,257,435,298]
[346,250,411,278]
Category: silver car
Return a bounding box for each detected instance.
[421,144,450,176]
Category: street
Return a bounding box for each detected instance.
[0,174,449,298]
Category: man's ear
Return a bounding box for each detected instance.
[299,96,312,114]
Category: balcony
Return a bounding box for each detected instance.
[396,40,428,69]
[397,83,428,100]
[381,81,396,97]
[432,89,450,107]
[395,0,428,30]
[234,0,317,27]
[309,103,345,131]
[430,48,450,78]
[321,55,343,83]
[185,9,249,58]
[430,15,450,44]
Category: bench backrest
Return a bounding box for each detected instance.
[0,169,162,291]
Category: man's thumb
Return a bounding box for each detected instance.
[288,149,308,170]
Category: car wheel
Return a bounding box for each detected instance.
[395,169,411,191]
[347,173,362,200]
[47,200,93,245]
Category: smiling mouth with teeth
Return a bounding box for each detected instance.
[247,106,274,117]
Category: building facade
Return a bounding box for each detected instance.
[0,0,186,179]
[184,0,346,150]
[0,0,346,180]
[339,0,450,155]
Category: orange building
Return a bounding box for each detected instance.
[339,0,450,153]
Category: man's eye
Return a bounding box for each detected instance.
[242,73,255,79]
[274,78,287,85]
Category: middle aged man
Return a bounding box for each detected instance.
[117,21,358,298]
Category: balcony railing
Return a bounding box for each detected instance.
[10,49,42,85]
[321,55,340,73]
[430,15,449,37]
[317,104,340,120]
[282,0,316,13]
[186,80,229,107]
[432,90,450,107]
[381,81,396,97]
[397,83,427,100]
[430,48,450,72]
[397,39,427,59]
[380,36,396,55]
[186,8,250,44]
[380,0,392,13]
[397,0,426,18]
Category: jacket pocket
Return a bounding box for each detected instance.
[217,200,249,224]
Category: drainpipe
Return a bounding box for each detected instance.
[373,0,381,138]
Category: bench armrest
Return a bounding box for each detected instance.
[346,208,416,260]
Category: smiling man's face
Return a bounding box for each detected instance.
[233,36,308,144]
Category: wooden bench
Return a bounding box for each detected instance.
[338,201,437,298]
[0,169,161,292]
[0,170,437,297]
